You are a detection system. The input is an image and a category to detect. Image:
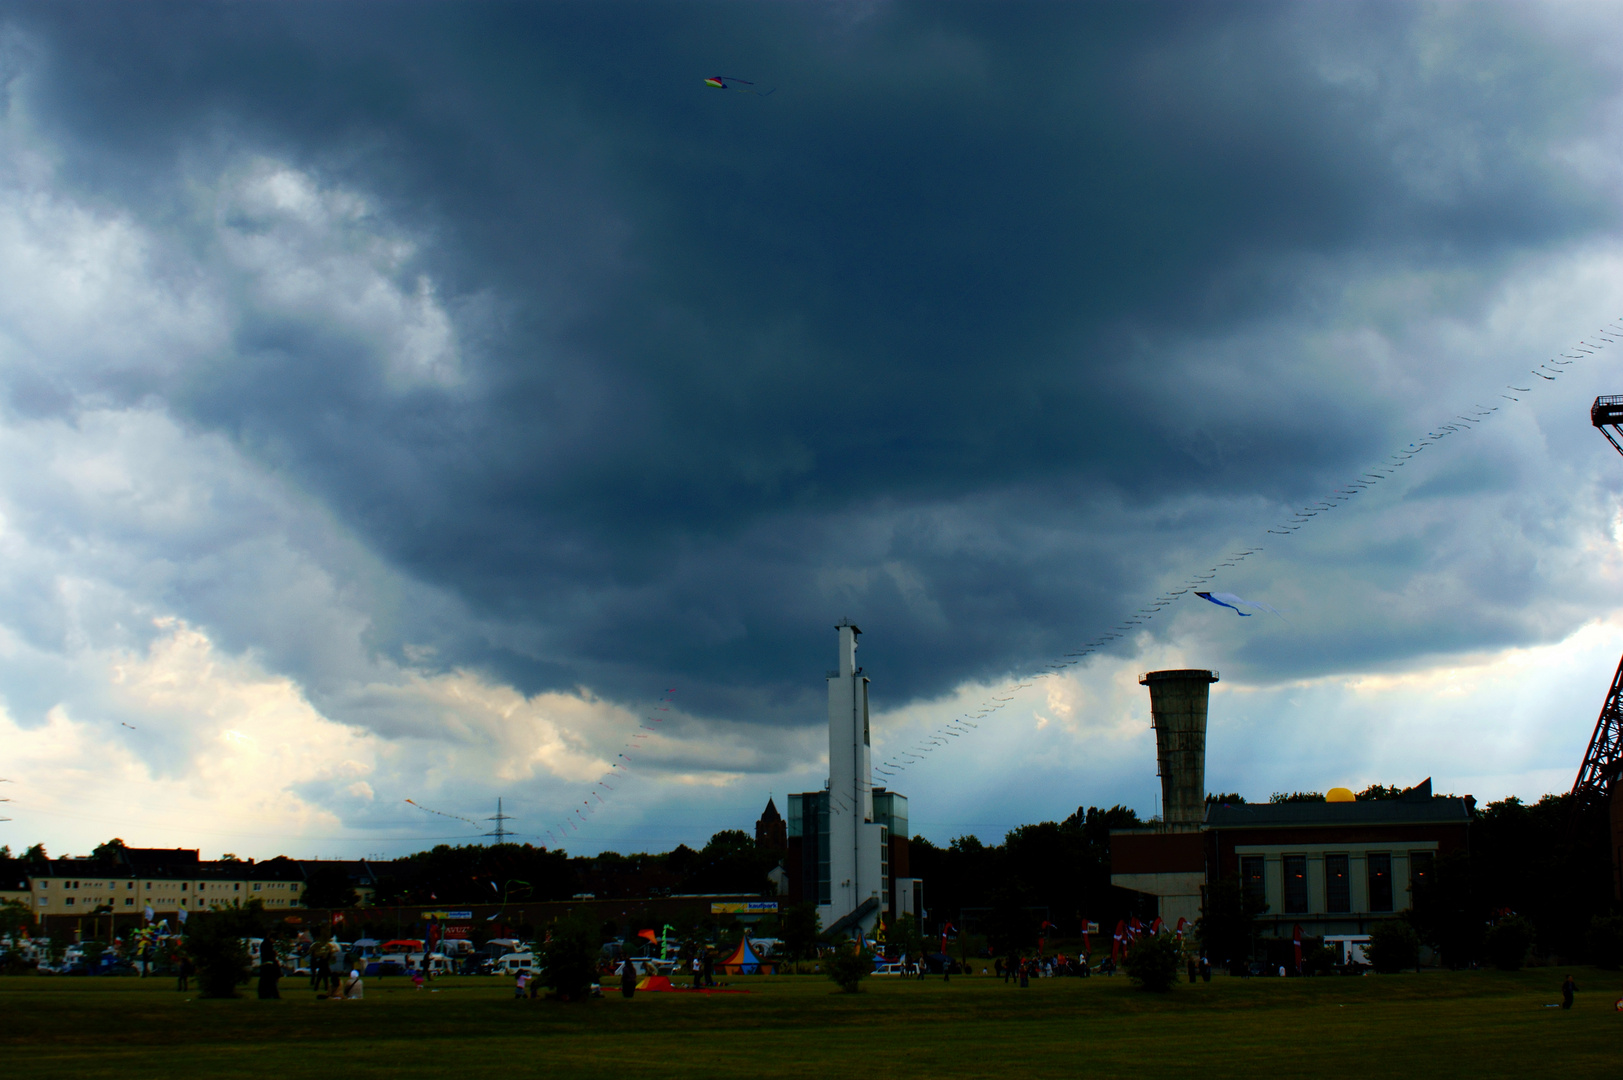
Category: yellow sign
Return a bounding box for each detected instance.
[710,901,778,915]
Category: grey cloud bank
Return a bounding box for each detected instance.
[1,2,1622,853]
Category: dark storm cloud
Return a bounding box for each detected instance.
[6,2,1617,719]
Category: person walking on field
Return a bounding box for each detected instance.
[311,938,331,993]
[1562,974,1577,1009]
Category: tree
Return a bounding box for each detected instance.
[890,912,925,966]
[22,844,46,863]
[984,890,1037,957]
[1355,784,1404,801]
[1587,915,1623,969]
[1197,875,1264,972]
[1484,915,1535,971]
[1269,791,1325,803]
[1123,933,1180,992]
[1205,793,1246,806]
[1408,851,1483,967]
[302,864,359,909]
[92,838,127,860]
[681,830,776,894]
[185,903,265,998]
[0,898,32,940]
[779,902,822,963]
[1366,919,1419,974]
[0,845,10,859]
[539,909,599,1001]
[825,942,872,993]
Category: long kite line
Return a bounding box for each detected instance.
[395,689,679,852]
[536,686,679,849]
[871,315,1623,782]
[403,799,481,828]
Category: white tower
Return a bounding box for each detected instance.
[821,621,886,937]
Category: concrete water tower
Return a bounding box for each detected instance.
[1139,669,1219,830]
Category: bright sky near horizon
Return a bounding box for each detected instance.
[3,2,1623,860]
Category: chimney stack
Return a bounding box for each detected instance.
[1139,669,1219,829]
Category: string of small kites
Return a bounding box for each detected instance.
[408,314,1621,839]
[870,315,1623,782]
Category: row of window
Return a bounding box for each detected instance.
[1241,851,1434,914]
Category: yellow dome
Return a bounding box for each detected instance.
[1326,787,1355,803]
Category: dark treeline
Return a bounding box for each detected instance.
[909,806,1146,942]
[351,829,780,909]
[11,783,1618,964]
[1416,790,1616,963]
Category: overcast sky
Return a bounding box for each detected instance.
[3,2,1623,860]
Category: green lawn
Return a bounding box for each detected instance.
[1,968,1618,1079]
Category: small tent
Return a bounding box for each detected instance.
[716,936,773,975]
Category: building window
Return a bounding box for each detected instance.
[234,883,240,891]
[1325,854,1350,913]
[124,898,134,906]
[1409,851,1434,895]
[1282,855,1308,913]
[1240,856,1265,908]
[65,897,75,907]
[1368,853,1393,912]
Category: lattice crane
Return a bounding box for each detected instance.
[1577,396,1623,899]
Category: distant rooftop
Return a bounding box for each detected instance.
[1204,798,1471,829]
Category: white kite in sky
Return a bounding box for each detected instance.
[1195,591,1284,618]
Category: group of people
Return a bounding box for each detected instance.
[996,954,1100,985]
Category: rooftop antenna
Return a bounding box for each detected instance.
[485,797,514,844]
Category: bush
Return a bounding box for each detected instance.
[825,943,872,993]
[1366,920,1420,974]
[1484,915,1535,971]
[184,906,263,998]
[1122,933,1180,992]
[1588,915,1623,970]
[539,910,599,1001]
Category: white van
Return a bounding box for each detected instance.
[494,952,536,975]
[406,951,454,975]
[1322,935,1371,967]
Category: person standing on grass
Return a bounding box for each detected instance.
[622,958,638,999]
[1562,974,1577,1009]
[257,936,281,999]
[176,953,193,992]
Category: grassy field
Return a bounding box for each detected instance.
[2,968,1619,1079]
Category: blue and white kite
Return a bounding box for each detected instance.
[1195,591,1283,618]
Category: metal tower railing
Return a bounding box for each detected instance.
[1594,394,1623,457]
[1573,654,1623,796]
